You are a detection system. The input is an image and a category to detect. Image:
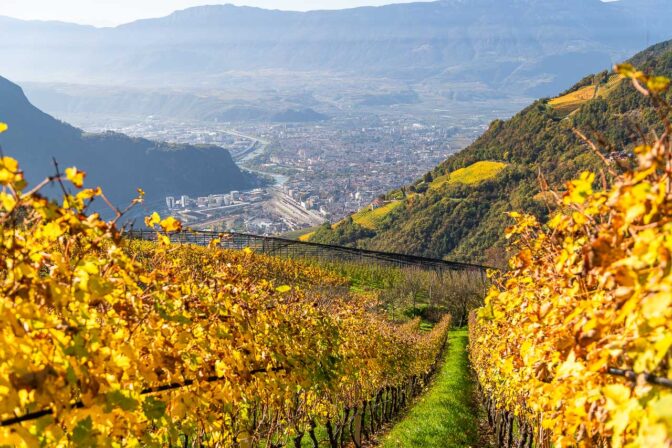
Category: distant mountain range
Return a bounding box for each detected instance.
[1,0,671,99]
[0,76,257,209]
[19,83,330,124]
[309,39,672,264]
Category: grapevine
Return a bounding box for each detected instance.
[0,133,451,446]
[469,65,672,447]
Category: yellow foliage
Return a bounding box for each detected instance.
[64,167,86,188]
[0,156,24,187]
[159,216,182,233]
[0,149,452,446]
[470,67,672,447]
[351,200,404,229]
[549,75,623,115]
[430,160,508,190]
[298,231,316,242]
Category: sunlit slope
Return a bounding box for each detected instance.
[549,74,623,115]
[430,161,508,190]
[298,231,316,241]
[282,225,320,241]
[309,40,672,264]
[351,200,404,230]
[314,161,506,240]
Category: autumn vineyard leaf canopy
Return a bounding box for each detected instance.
[470,64,672,447]
[0,118,452,446]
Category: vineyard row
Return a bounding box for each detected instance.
[468,66,672,447]
[0,149,455,446]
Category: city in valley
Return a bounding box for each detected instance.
[73,113,490,235]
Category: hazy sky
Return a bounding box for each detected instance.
[0,0,434,27]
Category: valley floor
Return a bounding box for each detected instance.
[379,329,488,448]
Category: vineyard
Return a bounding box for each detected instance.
[128,228,488,326]
[429,161,508,191]
[3,61,672,448]
[548,74,623,116]
[0,141,457,446]
[350,201,404,230]
[470,66,672,447]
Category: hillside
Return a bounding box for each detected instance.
[0,76,257,208]
[1,0,671,100]
[311,39,672,264]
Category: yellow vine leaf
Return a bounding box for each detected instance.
[0,156,21,185]
[159,216,182,233]
[65,167,86,188]
[144,211,160,228]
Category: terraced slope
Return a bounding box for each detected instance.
[298,232,316,242]
[429,161,508,190]
[311,161,506,241]
[549,74,623,116]
[351,201,404,230]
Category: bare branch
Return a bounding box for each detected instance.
[572,128,618,177]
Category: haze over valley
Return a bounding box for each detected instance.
[2,0,671,234]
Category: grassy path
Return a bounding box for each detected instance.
[380,329,481,448]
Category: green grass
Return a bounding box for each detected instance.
[381,329,481,448]
[430,161,508,190]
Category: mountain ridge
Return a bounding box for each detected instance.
[1,0,669,99]
[0,75,258,208]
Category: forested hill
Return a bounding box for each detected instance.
[0,76,257,208]
[310,40,672,265]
